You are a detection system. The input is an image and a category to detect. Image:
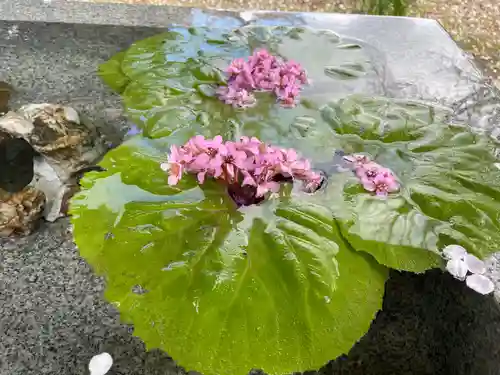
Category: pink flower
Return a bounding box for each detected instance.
[237,136,264,156]
[345,153,400,196]
[163,145,193,185]
[227,58,247,75]
[165,162,183,186]
[361,173,399,196]
[355,162,381,180]
[302,172,324,193]
[161,135,322,206]
[220,142,249,182]
[216,86,256,108]
[241,170,257,187]
[217,49,307,109]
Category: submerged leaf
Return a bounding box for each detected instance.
[86,26,500,374]
[320,96,500,271]
[104,26,378,139]
[98,51,130,93]
[70,137,388,375]
[324,64,366,79]
[336,43,362,49]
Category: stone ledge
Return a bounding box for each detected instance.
[1,5,500,375]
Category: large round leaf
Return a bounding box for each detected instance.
[320,96,500,271]
[96,26,453,272]
[98,51,129,94]
[70,136,388,375]
[111,26,381,141]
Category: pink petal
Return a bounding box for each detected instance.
[355,167,367,178]
[465,254,486,274]
[212,135,223,147]
[267,181,281,193]
[361,178,376,192]
[212,164,223,178]
[224,164,236,180]
[446,258,468,280]
[387,179,400,192]
[442,245,467,260]
[373,174,386,184]
[168,145,181,163]
[168,174,180,185]
[465,274,495,295]
[209,154,223,169]
[160,162,169,172]
[191,153,210,170]
[197,171,206,184]
[241,173,256,186]
[218,143,228,156]
[256,184,269,197]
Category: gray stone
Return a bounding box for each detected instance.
[1,2,500,375]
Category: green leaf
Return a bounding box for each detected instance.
[98,51,130,93]
[324,64,366,79]
[70,137,388,375]
[108,26,376,139]
[98,25,500,273]
[320,96,500,271]
[90,28,500,373]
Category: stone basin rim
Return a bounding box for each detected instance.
[2,0,440,29]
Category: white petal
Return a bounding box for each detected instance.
[465,254,486,274]
[160,162,169,172]
[466,274,495,295]
[446,258,468,279]
[442,244,467,260]
[89,352,113,375]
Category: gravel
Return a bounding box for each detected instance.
[0,220,185,375]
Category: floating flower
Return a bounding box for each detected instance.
[442,244,495,295]
[216,86,256,108]
[360,168,399,196]
[218,49,308,108]
[343,154,399,196]
[88,352,113,375]
[161,135,322,206]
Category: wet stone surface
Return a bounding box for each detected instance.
[1,4,500,375]
[2,221,500,375]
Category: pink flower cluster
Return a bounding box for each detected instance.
[161,135,323,206]
[343,154,399,196]
[217,49,308,108]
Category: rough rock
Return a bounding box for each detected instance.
[0,186,45,236]
[18,103,107,181]
[31,156,76,222]
[0,81,12,115]
[0,104,107,229]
